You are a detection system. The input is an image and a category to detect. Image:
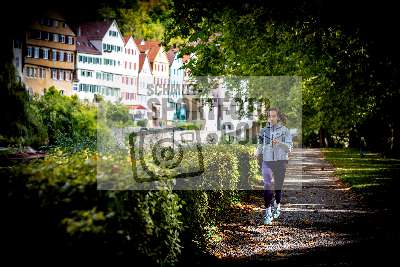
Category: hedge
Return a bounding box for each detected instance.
[3,144,255,265]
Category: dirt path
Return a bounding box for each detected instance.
[198,148,397,266]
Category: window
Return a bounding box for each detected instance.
[53,33,58,42]
[67,36,73,44]
[52,69,57,80]
[34,47,39,58]
[44,32,50,40]
[25,67,32,77]
[129,62,132,69]
[60,35,65,43]
[59,51,64,61]
[27,47,32,57]
[53,20,58,27]
[52,50,57,61]
[43,48,49,59]
[79,55,83,62]
[109,30,118,37]
[34,31,41,39]
[40,68,46,79]
[63,22,67,28]
[59,70,64,80]
[66,53,72,62]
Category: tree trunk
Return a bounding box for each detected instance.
[319,127,325,148]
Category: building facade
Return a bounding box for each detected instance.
[121,36,140,108]
[135,40,169,127]
[73,20,124,103]
[22,12,76,96]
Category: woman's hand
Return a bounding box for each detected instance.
[272,138,280,145]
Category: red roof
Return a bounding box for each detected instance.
[128,104,146,110]
[79,20,113,40]
[138,53,151,73]
[123,35,132,45]
[76,36,101,54]
[134,39,161,64]
[167,47,178,65]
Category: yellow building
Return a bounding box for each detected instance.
[23,12,76,96]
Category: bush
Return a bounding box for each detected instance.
[3,149,182,266]
[32,87,98,150]
[137,119,148,127]
[175,122,201,130]
[3,144,253,265]
[0,62,47,147]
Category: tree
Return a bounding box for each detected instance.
[163,0,400,151]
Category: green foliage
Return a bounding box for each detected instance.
[32,87,98,150]
[164,0,399,151]
[5,149,182,266]
[4,142,254,265]
[98,0,169,41]
[175,121,201,130]
[0,62,47,147]
[136,118,148,127]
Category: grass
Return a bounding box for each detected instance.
[321,148,400,208]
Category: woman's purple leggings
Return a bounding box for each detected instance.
[262,160,288,208]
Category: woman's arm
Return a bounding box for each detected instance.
[277,128,293,152]
[256,128,264,155]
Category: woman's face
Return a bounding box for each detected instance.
[268,110,278,125]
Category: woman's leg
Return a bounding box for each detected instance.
[262,161,274,208]
[273,160,288,204]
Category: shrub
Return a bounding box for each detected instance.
[32,87,98,150]
[3,149,182,266]
[3,144,253,265]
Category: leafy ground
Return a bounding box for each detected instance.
[181,148,399,266]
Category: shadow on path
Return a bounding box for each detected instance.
[181,148,399,266]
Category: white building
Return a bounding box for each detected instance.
[137,52,153,123]
[135,40,169,127]
[73,20,125,103]
[121,36,140,111]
